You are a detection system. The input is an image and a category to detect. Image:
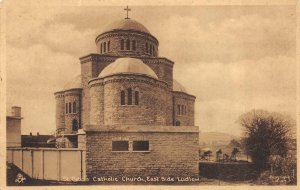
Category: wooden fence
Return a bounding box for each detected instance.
[7,147,86,181]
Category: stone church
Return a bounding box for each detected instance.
[54,10,199,178]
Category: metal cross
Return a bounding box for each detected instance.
[124,6,131,19]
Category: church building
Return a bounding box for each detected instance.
[54,9,199,178]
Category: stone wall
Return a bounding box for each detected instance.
[80,54,116,129]
[55,92,65,130]
[92,75,173,126]
[64,90,81,133]
[173,92,196,126]
[95,31,159,57]
[85,127,199,178]
[142,58,174,89]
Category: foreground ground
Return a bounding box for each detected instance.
[7,163,256,186]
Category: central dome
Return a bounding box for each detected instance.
[99,58,158,79]
[103,19,150,34]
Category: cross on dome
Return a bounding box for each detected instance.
[124,5,131,19]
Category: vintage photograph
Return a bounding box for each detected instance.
[3,0,297,187]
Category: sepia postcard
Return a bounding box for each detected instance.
[0,0,299,189]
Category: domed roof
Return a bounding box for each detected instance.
[63,75,82,91]
[173,79,187,93]
[99,58,158,79]
[103,19,150,34]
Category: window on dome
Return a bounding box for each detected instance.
[108,41,110,52]
[152,46,155,56]
[149,44,152,55]
[146,43,148,53]
[100,43,103,54]
[135,91,139,105]
[132,40,136,51]
[73,102,76,113]
[121,39,124,50]
[72,119,78,132]
[121,90,125,105]
[103,42,106,53]
[66,103,68,114]
[68,102,72,114]
[127,88,132,105]
[126,39,130,50]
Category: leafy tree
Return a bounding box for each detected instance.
[239,109,294,170]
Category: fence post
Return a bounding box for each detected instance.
[21,149,23,170]
[80,150,83,179]
[57,150,61,181]
[31,150,34,178]
[12,150,14,164]
[42,150,44,180]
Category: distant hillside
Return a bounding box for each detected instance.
[199,132,241,153]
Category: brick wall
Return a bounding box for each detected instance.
[90,75,173,126]
[85,129,199,178]
[55,92,65,130]
[96,31,159,57]
[64,90,81,133]
[80,55,116,129]
[89,81,104,126]
[173,92,196,126]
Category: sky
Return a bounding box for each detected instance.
[5,1,296,136]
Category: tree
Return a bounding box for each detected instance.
[239,109,294,170]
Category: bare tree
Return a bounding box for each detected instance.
[239,109,294,170]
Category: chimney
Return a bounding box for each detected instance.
[11,106,21,117]
[37,132,39,136]
[30,132,32,136]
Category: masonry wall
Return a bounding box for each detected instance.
[64,90,81,133]
[99,75,172,126]
[96,31,159,57]
[55,92,65,130]
[142,58,174,89]
[173,92,196,126]
[6,118,21,147]
[80,55,116,129]
[85,131,199,178]
[89,81,104,126]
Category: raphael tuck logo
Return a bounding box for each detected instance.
[15,173,26,183]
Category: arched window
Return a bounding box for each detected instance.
[132,40,136,51]
[127,88,132,105]
[72,119,78,132]
[121,39,124,50]
[126,39,130,50]
[66,103,68,114]
[175,121,181,126]
[152,46,155,56]
[135,91,139,105]
[68,102,72,114]
[177,105,180,115]
[73,102,76,113]
[100,43,102,54]
[146,43,148,53]
[121,90,125,105]
[150,44,152,55]
[181,105,184,115]
[108,41,110,52]
[103,42,106,53]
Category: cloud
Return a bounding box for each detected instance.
[6,44,80,134]
[175,56,296,135]
[155,14,295,63]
